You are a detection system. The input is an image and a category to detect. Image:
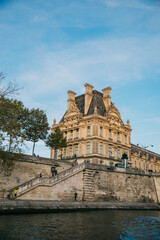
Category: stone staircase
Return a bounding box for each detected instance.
[8,162,86,199]
[83,169,95,201]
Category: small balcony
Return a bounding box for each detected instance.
[109,138,113,141]
[117,140,121,143]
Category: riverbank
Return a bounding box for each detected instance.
[0,200,160,214]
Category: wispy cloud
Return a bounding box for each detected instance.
[136,131,160,137]
[103,0,155,10]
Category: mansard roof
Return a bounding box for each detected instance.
[60,90,107,122]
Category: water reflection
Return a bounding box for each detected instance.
[0,210,159,240]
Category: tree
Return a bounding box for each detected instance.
[0,97,27,152]
[24,108,49,155]
[0,72,20,98]
[45,127,67,159]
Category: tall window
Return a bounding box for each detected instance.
[100,142,103,154]
[100,126,102,137]
[87,142,90,154]
[76,129,79,138]
[64,148,66,158]
[135,158,136,167]
[70,145,72,157]
[109,144,112,157]
[65,131,67,139]
[55,148,58,159]
[125,149,128,156]
[109,129,111,138]
[117,132,119,141]
[125,135,127,144]
[71,130,73,139]
[87,126,90,136]
[76,144,78,155]
[117,147,120,158]
[143,161,145,170]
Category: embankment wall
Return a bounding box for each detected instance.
[0,154,72,197]
[14,163,160,203]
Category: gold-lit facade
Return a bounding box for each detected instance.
[51,83,160,172]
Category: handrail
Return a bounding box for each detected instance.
[8,162,86,198]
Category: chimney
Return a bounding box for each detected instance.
[102,87,112,110]
[84,83,94,115]
[67,90,76,110]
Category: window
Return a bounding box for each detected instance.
[109,129,111,138]
[64,148,66,157]
[100,126,102,137]
[117,147,120,158]
[87,126,90,136]
[109,144,112,157]
[87,142,90,154]
[55,148,58,159]
[71,130,73,139]
[76,144,78,155]
[135,158,136,167]
[100,142,103,154]
[125,135,127,144]
[70,145,72,157]
[65,131,67,139]
[76,129,79,138]
[143,161,145,170]
[117,132,119,141]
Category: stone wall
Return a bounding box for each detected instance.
[19,171,83,201]
[91,170,158,203]
[11,163,160,203]
[0,154,72,196]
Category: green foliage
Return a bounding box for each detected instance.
[0,97,27,152]
[0,151,15,176]
[24,108,49,155]
[46,127,67,151]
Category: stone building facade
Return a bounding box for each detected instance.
[51,83,160,172]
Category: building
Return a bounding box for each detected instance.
[51,83,160,172]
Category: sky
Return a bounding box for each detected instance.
[0,0,160,157]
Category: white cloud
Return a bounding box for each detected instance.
[103,0,154,10]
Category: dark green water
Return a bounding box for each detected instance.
[0,210,160,240]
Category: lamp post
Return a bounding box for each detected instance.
[137,144,153,149]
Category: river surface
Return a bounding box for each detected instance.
[0,210,160,240]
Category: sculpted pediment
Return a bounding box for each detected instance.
[64,102,82,121]
[106,103,122,124]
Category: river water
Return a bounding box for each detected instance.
[0,210,160,240]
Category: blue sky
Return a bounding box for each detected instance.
[0,0,160,157]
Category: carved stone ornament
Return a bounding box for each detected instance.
[106,103,122,124]
[64,102,82,121]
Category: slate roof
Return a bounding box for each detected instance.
[131,144,160,161]
[60,90,106,122]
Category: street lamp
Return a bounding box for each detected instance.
[137,144,153,149]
